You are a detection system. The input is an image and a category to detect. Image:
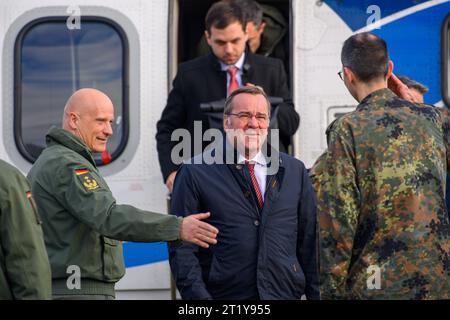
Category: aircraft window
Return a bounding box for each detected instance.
[15,18,128,165]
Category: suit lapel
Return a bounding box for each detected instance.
[221,141,260,217]
[208,53,227,97]
[226,164,260,218]
[260,156,285,229]
[242,50,254,85]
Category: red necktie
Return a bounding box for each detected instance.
[246,162,264,209]
[227,66,239,95]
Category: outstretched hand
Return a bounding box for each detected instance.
[180,212,218,248]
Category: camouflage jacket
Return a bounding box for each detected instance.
[310,88,450,299]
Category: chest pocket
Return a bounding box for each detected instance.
[101,237,125,281]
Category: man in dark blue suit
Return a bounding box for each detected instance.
[156,1,299,192]
[169,86,319,300]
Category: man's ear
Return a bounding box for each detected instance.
[387,60,394,79]
[223,116,230,130]
[205,30,212,46]
[343,66,355,83]
[68,112,78,130]
[242,28,249,42]
[259,22,266,34]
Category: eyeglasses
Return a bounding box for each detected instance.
[226,112,269,123]
[338,70,344,81]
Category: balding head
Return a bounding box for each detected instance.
[63,88,114,153]
[63,88,113,125]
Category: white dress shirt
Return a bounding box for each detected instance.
[220,53,246,92]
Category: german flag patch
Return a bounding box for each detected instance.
[75,169,99,191]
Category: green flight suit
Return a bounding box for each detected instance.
[27,127,183,299]
[0,160,51,299]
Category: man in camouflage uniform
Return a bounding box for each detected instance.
[310,32,450,299]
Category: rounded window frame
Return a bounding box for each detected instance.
[13,16,130,165]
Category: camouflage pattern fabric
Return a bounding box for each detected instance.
[310,88,450,299]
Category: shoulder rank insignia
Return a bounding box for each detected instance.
[75,169,99,191]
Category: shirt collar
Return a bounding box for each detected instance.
[238,151,267,166]
[220,52,246,71]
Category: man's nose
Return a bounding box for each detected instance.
[104,122,113,136]
[224,43,233,53]
[247,115,259,128]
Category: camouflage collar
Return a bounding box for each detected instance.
[356,88,397,111]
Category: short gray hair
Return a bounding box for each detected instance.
[224,85,271,117]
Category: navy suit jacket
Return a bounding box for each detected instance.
[168,149,319,300]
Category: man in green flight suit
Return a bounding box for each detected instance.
[0,159,51,299]
[28,88,219,300]
[310,32,450,299]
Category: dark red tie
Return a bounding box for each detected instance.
[227,66,239,95]
[246,162,264,209]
